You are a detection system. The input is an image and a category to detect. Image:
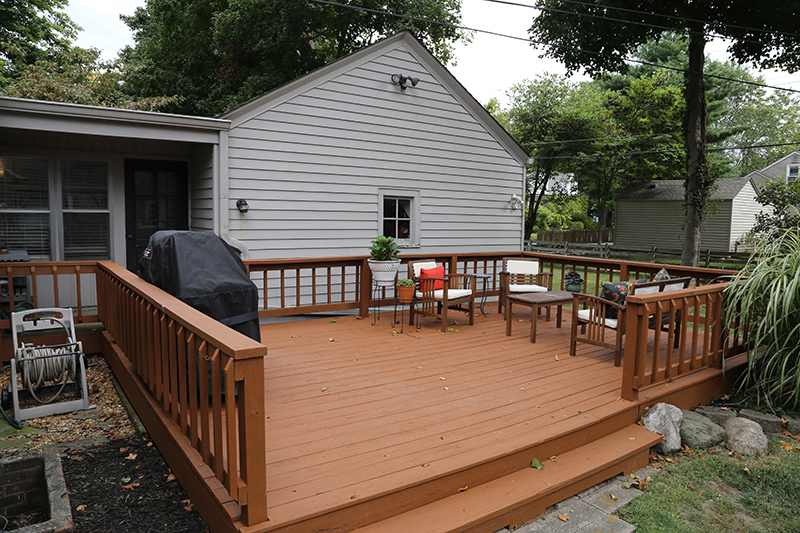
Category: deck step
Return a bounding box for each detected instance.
[353,424,661,533]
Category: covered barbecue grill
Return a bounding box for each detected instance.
[138,230,260,343]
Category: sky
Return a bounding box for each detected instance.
[64,0,800,108]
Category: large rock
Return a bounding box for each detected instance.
[723,417,768,455]
[694,405,737,426]
[738,408,783,434]
[643,403,683,453]
[785,415,800,436]
[681,410,726,448]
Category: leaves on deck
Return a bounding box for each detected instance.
[530,458,545,470]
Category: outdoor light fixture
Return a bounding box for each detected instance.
[236,199,249,213]
[510,194,523,211]
[391,73,420,90]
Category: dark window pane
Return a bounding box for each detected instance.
[62,161,108,209]
[398,199,411,219]
[398,220,410,239]
[383,220,396,237]
[383,198,396,218]
[0,157,49,209]
[0,213,50,259]
[63,213,110,260]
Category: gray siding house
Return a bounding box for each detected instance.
[744,151,800,184]
[0,31,529,272]
[614,177,766,252]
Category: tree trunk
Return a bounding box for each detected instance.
[524,160,553,239]
[681,30,709,267]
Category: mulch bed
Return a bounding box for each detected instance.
[62,435,208,532]
[1,355,209,532]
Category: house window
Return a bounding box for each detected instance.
[379,190,419,246]
[0,156,51,259]
[0,156,110,261]
[787,164,799,184]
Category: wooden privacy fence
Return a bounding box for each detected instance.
[621,283,748,401]
[95,262,268,527]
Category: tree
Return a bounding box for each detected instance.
[0,0,79,88]
[530,1,800,266]
[751,178,800,235]
[503,74,602,238]
[120,0,466,116]
[2,46,179,111]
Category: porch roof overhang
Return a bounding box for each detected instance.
[0,96,230,144]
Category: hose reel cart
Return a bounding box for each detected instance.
[8,308,93,421]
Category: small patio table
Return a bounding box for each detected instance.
[505,290,575,343]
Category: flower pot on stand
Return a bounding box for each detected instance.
[368,259,401,286]
[396,284,415,303]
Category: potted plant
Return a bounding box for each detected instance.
[396,278,415,303]
[368,235,401,285]
[564,270,584,292]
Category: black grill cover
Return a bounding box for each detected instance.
[138,231,260,343]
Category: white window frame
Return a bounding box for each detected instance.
[786,164,799,184]
[378,189,420,248]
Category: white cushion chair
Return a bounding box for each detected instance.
[498,257,553,314]
[407,259,475,331]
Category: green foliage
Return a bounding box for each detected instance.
[396,278,414,287]
[0,0,79,88]
[752,179,800,235]
[369,235,399,261]
[120,0,467,116]
[2,46,179,111]
[725,226,800,410]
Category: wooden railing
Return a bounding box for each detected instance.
[621,283,749,401]
[95,262,268,526]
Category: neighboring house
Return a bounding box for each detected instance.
[614,177,768,253]
[744,151,800,185]
[0,31,529,274]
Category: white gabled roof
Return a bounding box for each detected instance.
[220,31,529,166]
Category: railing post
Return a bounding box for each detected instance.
[621,301,640,401]
[237,356,268,525]
[359,258,371,318]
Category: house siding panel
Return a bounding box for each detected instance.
[225,41,525,259]
[729,182,765,250]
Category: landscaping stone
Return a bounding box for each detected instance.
[738,408,783,434]
[723,417,768,455]
[783,415,800,436]
[642,403,683,453]
[681,410,726,448]
[694,405,737,426]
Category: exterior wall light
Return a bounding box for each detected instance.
[391,73,420,90]
[236,199,249,213]
[510,194,523,211]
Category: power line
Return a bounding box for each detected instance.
[532,141,800,160]
[307,0,800,95]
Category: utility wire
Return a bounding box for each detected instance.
[532,140,800,160]
[307,0,800,95]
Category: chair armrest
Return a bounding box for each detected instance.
[573,293,626,312]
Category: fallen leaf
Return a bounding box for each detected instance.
[184,503,194,512]
[743,467,752,476]
[623,481,638,489]
[665,457,675,463]
[530,458,545,470]
[555,354,560,361]
[444,387,450,391]
[609,493,618,500]
[328,337,335,342]
[558,515,569,522]
[440,377,446,381]
[166,473,176,482]
[121,477,131,483]
[321,387,327,392]
[458,485,469,492]
[122,482,140,489]
[76,504,87,511]
[126,453,137,460]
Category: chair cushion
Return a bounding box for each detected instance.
[416,289,472,300]
[509,284,548,293]
[412,261,438,278]
[420,266,445,290]
[506,259,539,275]
[577,308,619,329]
[600,281,635,319]
[653,268,670,281]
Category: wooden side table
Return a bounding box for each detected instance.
[505,290,575,343]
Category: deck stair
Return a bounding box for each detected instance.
[353,424,661,533]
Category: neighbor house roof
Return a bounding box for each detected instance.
[617,177,757,202]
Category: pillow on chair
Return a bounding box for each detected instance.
[420,266,445,290]
[653,268,670,281]
[600,281,635,319]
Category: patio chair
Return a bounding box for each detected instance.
[407,259,475,331]
[570,277,692,366]
[498,257,553,314]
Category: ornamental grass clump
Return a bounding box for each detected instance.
[724,226,800,410]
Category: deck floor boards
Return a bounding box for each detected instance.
[255,303,633,529]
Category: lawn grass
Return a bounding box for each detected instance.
[621,439,800,533]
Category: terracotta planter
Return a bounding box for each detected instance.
[396,284,415,303]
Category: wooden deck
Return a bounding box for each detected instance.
[237,301,740,533]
